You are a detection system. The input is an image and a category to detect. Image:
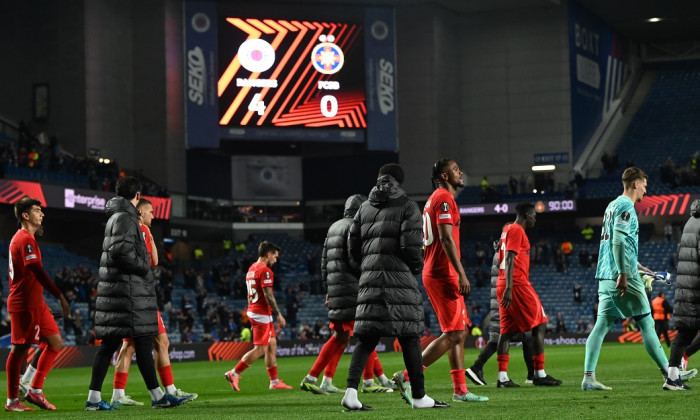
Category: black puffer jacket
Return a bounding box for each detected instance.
[348,175,424,337]
[94,197,158,339]
[674,199,700,330]
[322,194,366,322]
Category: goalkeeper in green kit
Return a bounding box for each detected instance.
[582,167,697,391]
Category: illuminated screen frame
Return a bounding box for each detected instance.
[216,7,367,142]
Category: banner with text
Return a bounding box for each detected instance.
[365,7,398,151]
[568,0,629,163]
[184,1,220,148]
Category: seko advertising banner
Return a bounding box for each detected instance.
[364,7,398,152]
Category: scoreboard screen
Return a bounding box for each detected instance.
[217,16,366,130]
[184,2,396,148]
[459,199,577,216]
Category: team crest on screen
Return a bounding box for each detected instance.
[441,202,449,212]
[238,38,276,73]
[311,35,344,75]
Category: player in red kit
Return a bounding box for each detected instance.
[417,158,488,402]
[496,202,561,387]
[5,197,70,412]
[225,241,292,391]
[110,198,197,406]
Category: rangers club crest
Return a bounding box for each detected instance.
[311,34,344,75]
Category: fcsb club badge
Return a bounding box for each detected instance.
[311,34,344,75]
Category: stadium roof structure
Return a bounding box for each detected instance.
[277,0,700,43]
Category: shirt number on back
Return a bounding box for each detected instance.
[422,213,434,247]
[499,241,507,270]
[600,210,613,241]
[8,250,15,284]
[246,279,259,304]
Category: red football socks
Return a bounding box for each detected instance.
[32,346,60,390]
[450,369,468,395]
[533,353,545,371]
[6,351,24,399]
[158,365,174,387]
[310,335,344,378]
[233,360,250,375]
[497,354,510,372]
[113,371,128,390]
[267,365,278,381]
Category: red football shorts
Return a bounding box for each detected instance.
[123,311,167,342]
[423,275,467,333]
[497,283,547,334]
[10,305,60,345]
[329,320,354,336]
[250,318,276,346]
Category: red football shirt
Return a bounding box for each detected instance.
[422,188,460,279]
[140,224,155,266]
[497,223,531,286]
[245,261,274,316]
[8,229,46,312]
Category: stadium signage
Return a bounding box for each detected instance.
[64,188,106,211]
[187,47,206,105]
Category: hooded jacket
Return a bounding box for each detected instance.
[322,194,366,322]
[94,196,158,339]
[674,199,700,330]
[348,175,424,337]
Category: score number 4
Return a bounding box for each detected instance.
[248,93,266,115]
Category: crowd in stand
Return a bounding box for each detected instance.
[660,154,700,188]
[0,120,168,197]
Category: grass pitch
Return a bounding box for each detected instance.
[1,342,696,419]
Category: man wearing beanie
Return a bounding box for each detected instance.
[341,163,449,410]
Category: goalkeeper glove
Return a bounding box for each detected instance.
[640,270,671,292]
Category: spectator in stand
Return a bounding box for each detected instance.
[660,157,677,188]
[601,152,613,175]
[664,223,673,242]
[579,249,591,268]
[556,313,567,333]
[577,318,588,333]
[651,291,673,348]
[574,283,582,303]
[509,176,518,195]
[581,224,594,243]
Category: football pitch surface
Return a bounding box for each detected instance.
[2,342,696,419]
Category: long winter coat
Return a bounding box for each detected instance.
[94,197,158,339]
[322,194,366,322]
[674,199,700,330]
[348,175,424,337]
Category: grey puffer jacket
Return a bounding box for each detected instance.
[322,194,366,322]
[94,197,158,339]
[674,199,700,330]
[348,175,424,337]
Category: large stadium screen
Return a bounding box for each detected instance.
[215,7,367,142]
[185,3,396,149]
[218,17,366,130]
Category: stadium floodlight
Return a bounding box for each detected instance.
[532,164,556,172]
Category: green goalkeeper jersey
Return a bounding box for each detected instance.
[595,195,641,286]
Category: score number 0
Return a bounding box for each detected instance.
[247,94,338,118]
